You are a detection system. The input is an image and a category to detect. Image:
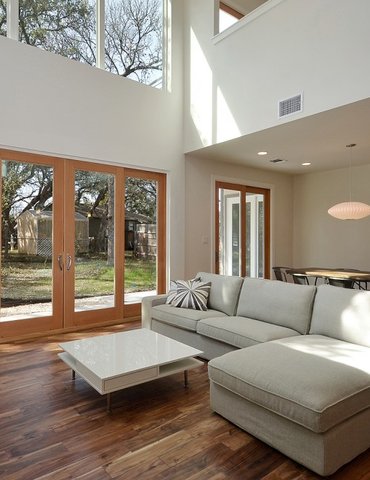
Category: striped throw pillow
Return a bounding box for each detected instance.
[166,277,201,305]
[166,280,179,304]
[169,279,211,311]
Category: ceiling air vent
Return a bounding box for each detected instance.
[278,93,303,118]
[270,158,287,164]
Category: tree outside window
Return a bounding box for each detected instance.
[1,0,163,87]
[0,1,7,37]
[105,0,162,86]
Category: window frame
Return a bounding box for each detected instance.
[219,2,244,21]
[215,181,271,279]
[4,0,165,89]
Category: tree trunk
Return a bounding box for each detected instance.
[2,208,11,259]
[107,177,114,266]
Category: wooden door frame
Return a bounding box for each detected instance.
[0,149,64,338]
[123,169,167,318]
[215,181,270,279]
[64,160,123,328]
[0,149,167,339]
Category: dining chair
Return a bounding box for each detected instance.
[272,266,288,282]
[292,273,310,285]
[328,277,355,289]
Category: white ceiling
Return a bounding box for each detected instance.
[187,98,370,175]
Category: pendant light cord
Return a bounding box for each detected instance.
[347,143,356,203]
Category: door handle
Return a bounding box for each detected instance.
[66,254,72,271]
[57,254,63,271]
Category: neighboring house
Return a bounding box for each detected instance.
[125,212,156,258]
[16,208,155,258]
[17,210,89,256]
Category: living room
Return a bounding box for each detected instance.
[1,0,370,478]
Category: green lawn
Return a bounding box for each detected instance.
[1,252,156,306]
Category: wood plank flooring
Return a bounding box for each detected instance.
[0,323,369,480]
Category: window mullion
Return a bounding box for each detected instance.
[162,0,169,91]
[97,0,105,69]
[7,0,19,41]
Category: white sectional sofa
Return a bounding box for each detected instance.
[142,272,316,359]
[141,272,370,476]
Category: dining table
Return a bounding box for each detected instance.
[286,267,370,286]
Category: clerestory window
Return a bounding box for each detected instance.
[1,0,163,88]
[0,1,6,37]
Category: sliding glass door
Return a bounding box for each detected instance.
[64,161,123,328]
[0,150,166,338]
[215,181,270,278]
[123,169,166,317]
[0,151,64,337]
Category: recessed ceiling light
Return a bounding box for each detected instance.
[258,151,268,156]
[302,162,311,166]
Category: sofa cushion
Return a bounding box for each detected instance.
[151,304,225,332]
[196,272,243,316]
[208,335,370,433]
[236,278,316,334]
[197,316,299,348]
[310,284,370,347]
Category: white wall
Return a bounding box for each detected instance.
[293,165,370,270]
[184,0,370,152]
[185,155,294,278]
[0,0,186,279]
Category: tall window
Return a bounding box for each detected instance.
[3,0,163,88]
[18,0,97,66]
[105,0,163,87]
[0,0,6,37]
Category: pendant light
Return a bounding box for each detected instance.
[328,144,370,220]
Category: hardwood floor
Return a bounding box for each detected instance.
[0,322,369,480]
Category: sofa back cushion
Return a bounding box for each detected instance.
[237,278,316,334]
[309,284,370,347]
[196,272,244,316]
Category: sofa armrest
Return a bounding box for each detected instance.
[141,294,168,329]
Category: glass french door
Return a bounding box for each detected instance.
[0,151,64,337]
[64,161,123,327]
[0,150,166,338]
[215,181,270,278]
[123,169,166,318]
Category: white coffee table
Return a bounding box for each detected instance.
[58,328,203,411]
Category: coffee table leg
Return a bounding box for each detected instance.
[184,370,188,388]
[107,393,112,413]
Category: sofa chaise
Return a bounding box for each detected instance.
[141,272,370,476]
